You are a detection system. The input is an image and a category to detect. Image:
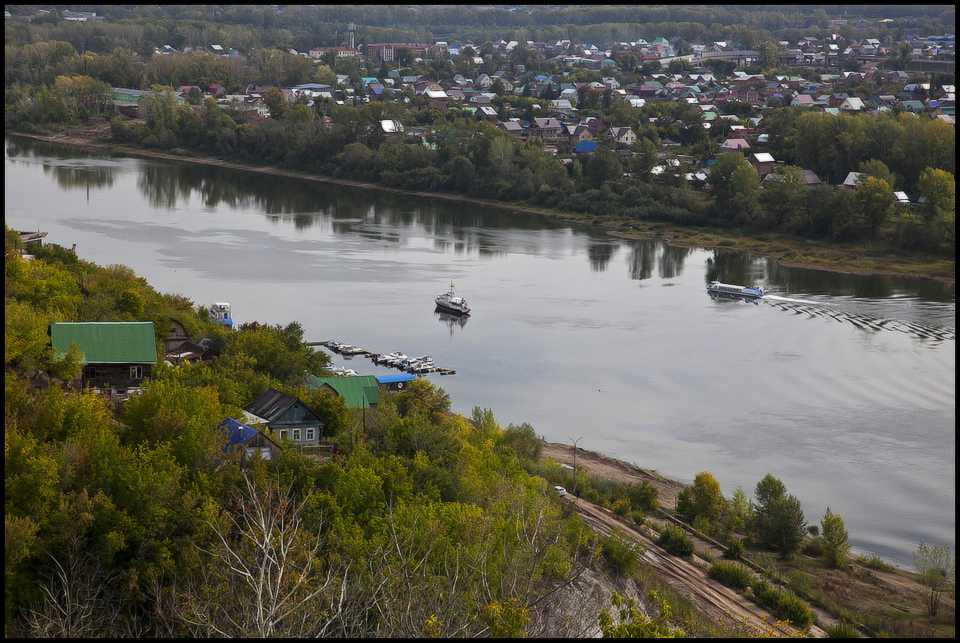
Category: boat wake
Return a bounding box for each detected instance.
[762,296,955,342]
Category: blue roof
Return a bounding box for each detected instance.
[218,417,260,449]
[574,141,597,153]
[376,374,415,384]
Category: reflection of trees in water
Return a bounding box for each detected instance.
[627,240,657,281]
[45,164,116,191]
[704,249,760,286]
[7,138,111,162]
[658,243,691,280]
[588,240,617,272]
[763,257,955,302]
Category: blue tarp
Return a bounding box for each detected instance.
[574,141,597,154]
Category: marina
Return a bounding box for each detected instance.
[308,340,457,375]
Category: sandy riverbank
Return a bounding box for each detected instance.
[8,128,954,283]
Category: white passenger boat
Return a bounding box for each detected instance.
[706,281,765,298]
[435,283,470,315]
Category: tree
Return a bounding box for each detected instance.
[912,541,955,616]
[584,145,622,189]
[819,507,851,569]
[676,471,724,527]
[171,474,344,637]
[264,86,286,119]
[916,167,956,240]
[858,159,897,190]
[708,152,760,225]
[854,176,896,237]
[752,474,806,559]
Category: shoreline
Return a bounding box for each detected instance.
[7,129,954,284]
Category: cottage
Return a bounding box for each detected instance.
[498,120,525,137]
[607,127,637,146]
[529,117,562,142]
[219,417,282,466]
[49,321,158,399]
[243,388,325,447]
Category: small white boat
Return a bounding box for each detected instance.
[435,282,470,315]
[707,281,764,299]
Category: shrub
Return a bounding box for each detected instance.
[823,621,862,638]
[708,560,753,590]
[751,579,780,609]
[725,537,744,559]
[774,591,815,629]
[657,525,695,559]
[624,480,658,512]
[602,528,645,576]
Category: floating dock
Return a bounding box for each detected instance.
[312,340,456,376]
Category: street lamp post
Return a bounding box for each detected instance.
[570,436,583,498]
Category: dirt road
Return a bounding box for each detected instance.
[543,441,831,636]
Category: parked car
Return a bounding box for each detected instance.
[554,485,567,496]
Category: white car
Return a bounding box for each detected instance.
[554,485,567,496]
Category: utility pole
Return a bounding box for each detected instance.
[569,436,583,499]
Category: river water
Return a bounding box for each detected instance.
[5,136,954,570]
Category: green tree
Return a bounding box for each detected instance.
[264,86,287,119]
[912,541,955,616]
[676,471,724,527]
[916,167,956,240]
[858,159,897,189]
[855,176,896,237]
[752,474,806,559]
[584,145,622,189]
[708,152,760,225]
[819,507,851,569]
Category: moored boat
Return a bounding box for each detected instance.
[706,281,764,298]
[435,282,470,315]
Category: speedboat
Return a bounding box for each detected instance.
[435,282,470,315]
[706,281,764,299]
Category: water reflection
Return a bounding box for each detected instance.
[435,309,469,335]
[627,239,656,281]
[588,239,617,272]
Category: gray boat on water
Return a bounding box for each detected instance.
[435,282,470,315]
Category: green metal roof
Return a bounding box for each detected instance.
[50,322,157,364]
[306,374,380,408]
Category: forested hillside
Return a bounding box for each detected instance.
[4,228,610,637]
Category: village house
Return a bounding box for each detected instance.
[607,126,637,146]
[718,138,751,153]
[218,417,283,466]
[306,375,380,411]
[49,321,158,399]
[243,388,325,448]
[529,117,562,142]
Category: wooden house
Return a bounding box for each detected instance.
[243,388,325,447]
[219,417,282,466]
[529,117,562,142]
[49,321,158,399]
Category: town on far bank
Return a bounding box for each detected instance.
[6,6,955,273]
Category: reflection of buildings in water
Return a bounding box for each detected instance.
[435,308,468,334]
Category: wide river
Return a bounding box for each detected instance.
[5,136,955,570]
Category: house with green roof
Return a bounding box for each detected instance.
[49,321,157,398]
[306,374,380,410]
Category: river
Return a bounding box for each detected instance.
[5,136,954,570]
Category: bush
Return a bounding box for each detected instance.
[751,580,814,629]
[787,570,813,595]
[657,525,695,558]
[774,591,814,629]
[602,528,644,576]
[708,560,753,590]
[624,480,658,512]
[725,537,744,559]
[823,621,861,638]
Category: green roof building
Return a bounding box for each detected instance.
[306,374,380,409]
[49,322,157,398]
